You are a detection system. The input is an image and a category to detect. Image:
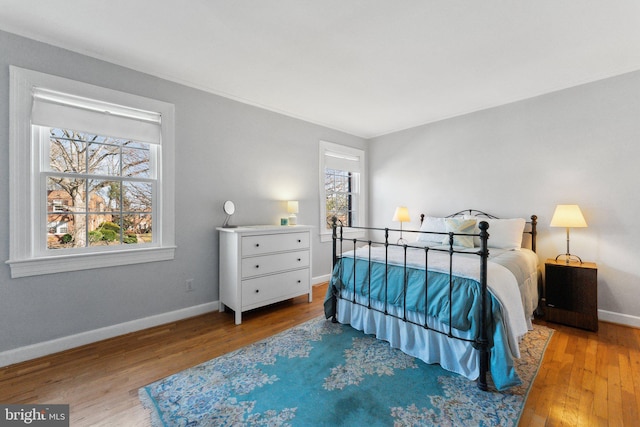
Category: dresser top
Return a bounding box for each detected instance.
[217,225,312,233]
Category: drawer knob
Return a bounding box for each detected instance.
[297,239,301,243]
[297,280,301,283]
[255,289,260,293]
[255,265,260,268]
[297,258,301,261]
[255,243,260,247]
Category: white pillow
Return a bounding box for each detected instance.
[441,218,477,248]
[416,216,447,242]
[484,218,526,249]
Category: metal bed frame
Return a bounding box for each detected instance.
[328,209,538,391]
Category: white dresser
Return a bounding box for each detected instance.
[217,225,313,324]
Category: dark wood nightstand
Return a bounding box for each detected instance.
[544,259,598,331]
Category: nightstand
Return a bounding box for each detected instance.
[544,259,598,331]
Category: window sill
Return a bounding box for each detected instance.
[7,246,176,278]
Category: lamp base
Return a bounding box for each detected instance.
[288,214,297,226]
[554,253,583,264]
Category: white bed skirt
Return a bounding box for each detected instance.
[336,294,480,381]
[520,269,539,330]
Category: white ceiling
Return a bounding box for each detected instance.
[1,1,639,138]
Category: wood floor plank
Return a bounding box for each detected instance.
[593,324,610,421]
[627,328,640,424]
[1,283,638,427]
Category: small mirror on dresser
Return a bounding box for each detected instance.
[222,200,237,228]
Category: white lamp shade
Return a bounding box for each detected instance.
[550,204,587,228]
[287,201,299,214]
[392,206,410,222]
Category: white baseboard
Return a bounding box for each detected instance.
[312,274,331,285]
[598,309,640,329]
[0,301,219,368]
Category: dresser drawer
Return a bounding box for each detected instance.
[242,269,310,307]
[241,250,309,279]
[242,232,310,256]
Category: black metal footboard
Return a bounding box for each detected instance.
[328,212,538,391]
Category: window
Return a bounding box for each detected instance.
[52,199,64,212]
[42,128,154,250]
[325,168,356,227]
[319,141,366,242]
[8,66,175,278]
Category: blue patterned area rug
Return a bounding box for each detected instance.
[139,317,552,426]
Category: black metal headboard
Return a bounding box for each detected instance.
[419,210,538,253]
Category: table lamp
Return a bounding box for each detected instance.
[392,206,410,244]
[550,204,587,263]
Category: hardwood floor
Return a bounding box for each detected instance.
[521,318,640,426]
[0,285,328,426]
[1,282,638,426]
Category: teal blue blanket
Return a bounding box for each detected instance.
[325,257,521,390]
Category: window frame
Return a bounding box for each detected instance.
[7,66,175,278]
[318,140,366,243]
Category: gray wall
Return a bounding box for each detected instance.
[369,70,640,324]
[0,30,365,356]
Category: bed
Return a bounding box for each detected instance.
[324,209,539,391]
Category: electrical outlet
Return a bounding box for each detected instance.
[185,278,194,292]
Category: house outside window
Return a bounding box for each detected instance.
[319,141,366,242]
[7,66,175,278]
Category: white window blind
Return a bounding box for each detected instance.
[31,87,162,144]
[323,149,361,173]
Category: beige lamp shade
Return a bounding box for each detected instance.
[550,205,587,228]
[287,201,299,214]
[550,204,587,263]
[392,206,410,222]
